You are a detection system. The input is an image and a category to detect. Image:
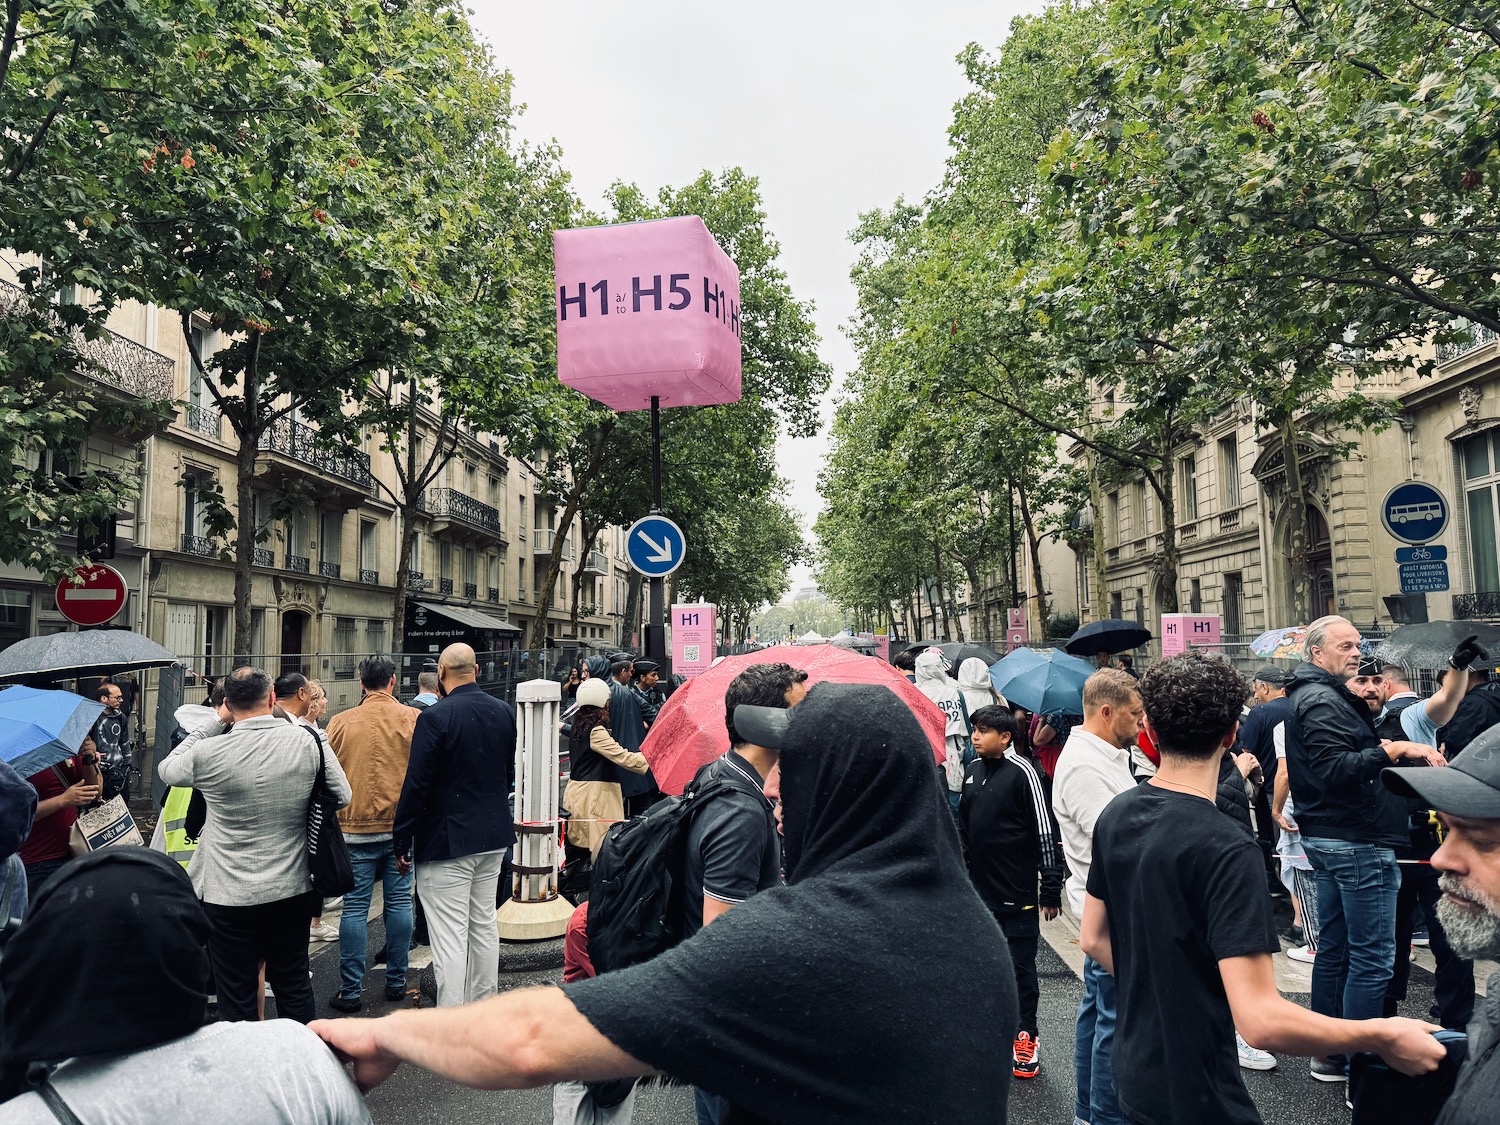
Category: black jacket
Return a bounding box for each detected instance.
[393,682,516,863]
[958,753,1064,912]
[1441,681,1500,760]
[1215,751,1255,836]
[1284,662,1407,848]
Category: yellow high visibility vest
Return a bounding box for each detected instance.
[161,787,199,869]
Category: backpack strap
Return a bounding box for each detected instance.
[29,1072,86,1125]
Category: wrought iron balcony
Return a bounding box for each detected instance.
[406,570,432,591]
[253,547,273,567]
[438,577,454,595]
[0,279,175,400]
[319,561,341,580]
[488,586,500,603]
[286,554,310,574]
[419,488,504,541]
[256,417,372,489]
[181,533,217,557]
[359,568,379,585]
[464,582,478,598]
[1437,321,1500,363]
[182,402,221,439]
[1453,591,1500,620]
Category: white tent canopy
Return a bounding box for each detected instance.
[794,630,826,644]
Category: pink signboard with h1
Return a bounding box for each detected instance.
[671,603,718,678]
[554,217,743,411]
[1160,613,1222,657]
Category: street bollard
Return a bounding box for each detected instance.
[496,677,574,940]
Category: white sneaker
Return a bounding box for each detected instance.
[1286,944,1316,964]
[323,897,345,912]
[1236,1033,1276,1071]
[309,922,340,942]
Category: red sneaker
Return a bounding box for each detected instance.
[1013,1030,1040,1079]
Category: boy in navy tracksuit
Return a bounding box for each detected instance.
[959,706,1066,1080]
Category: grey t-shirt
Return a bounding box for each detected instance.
[0,1021,371,1125]
[682,750,780,939]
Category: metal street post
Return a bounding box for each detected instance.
[496,677,574,940]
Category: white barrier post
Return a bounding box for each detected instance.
[496,677,574,940]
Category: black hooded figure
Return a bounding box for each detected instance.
[564,682,1018,1124]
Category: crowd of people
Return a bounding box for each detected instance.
[0,622,1498,1124]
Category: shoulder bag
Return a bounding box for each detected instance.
[304,727,354,897]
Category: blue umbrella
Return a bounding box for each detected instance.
[0,685,105,779]
[988,648,1096,715]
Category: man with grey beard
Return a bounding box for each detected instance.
[1384,727,1500,1123]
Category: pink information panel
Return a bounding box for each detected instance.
[1160,613,1222,656]
[671,603,718,677]
[555,217,743,411]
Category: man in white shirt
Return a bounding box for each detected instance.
[1052,668,1143,1125]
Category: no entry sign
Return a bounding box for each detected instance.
[55,563,128,627]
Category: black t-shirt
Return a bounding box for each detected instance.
[1237,697,1291,782]
[682,751,781,939]
[1087,784,1280,1125]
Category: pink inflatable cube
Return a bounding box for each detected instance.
[554,216,743,411]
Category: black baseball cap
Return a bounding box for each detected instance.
[1383,727,1500,819]
[1252,665,1287,686]
[732,703,794,750]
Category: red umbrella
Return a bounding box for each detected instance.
[642,643,947,795]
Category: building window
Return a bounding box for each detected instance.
[1109,591,1123,620]
[1223,572,1244,636]
[1179,455,1198,520]
[1106,492,1120,545]
[359,519,377,572]
[439,540,452,581]
[1189,578,1202,614]
[518,495,527,540]
[1462,430,1500,593]
[517,557,525,596]
[366,619,387,656]
[1134,483,1149,538]
[1219,436,1240,509]
[0,587,32,652]
[333,617,358,678]
[1134,587,1146,626]
[320,512,343,574]
[408,532,422,573]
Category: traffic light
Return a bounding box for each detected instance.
[79,516,117,560]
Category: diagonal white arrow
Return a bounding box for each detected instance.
[637,531,675,563]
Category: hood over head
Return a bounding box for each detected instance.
[914,649,952,688]
[562,681,1016,1122]
[0,760,36,862]
[1,849,210,1098]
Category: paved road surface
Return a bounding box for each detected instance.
[289,896,1487,1124]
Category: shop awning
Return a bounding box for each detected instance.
[411,600,521,633]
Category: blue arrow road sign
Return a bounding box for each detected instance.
[626,515,686,578]
[1399,561,1450,594]
[1381,481,1449,545]
[1395,545,1447,563]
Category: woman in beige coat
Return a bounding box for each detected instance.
[562,678,649,856]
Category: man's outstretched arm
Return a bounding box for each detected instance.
[312,986,653,1093]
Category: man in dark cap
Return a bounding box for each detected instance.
[0,850,371,1122]
[1383,728,1500,1123]
[314,683,1019,1124]
[630,660,666,727]
[606,653,656,815]
[1238,665,1293,896]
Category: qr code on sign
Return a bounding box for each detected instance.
[683,646,700,663]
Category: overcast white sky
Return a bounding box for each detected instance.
[469,1,1043,589]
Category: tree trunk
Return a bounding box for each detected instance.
[391,504,419,652]
[1088,450,1109,623]
[623,571,644,649]
[962,559,987,644]
[1017,481,1051,640]
[1150,458,1181,615]
[1281,415,1315,622]
[527,489,580,651]
[229,344,261,658]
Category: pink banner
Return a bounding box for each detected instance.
[1160,613,1222,657]
[555,217,743,411]
[671,603,718,678]
[875,632,891,662]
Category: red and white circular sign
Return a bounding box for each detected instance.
[55,563,128,627]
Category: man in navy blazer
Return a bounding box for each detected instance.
[394,643,516,1007]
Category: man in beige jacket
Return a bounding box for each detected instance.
[326,656,418,1013]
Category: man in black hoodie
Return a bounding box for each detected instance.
[1284,615,1446,1084]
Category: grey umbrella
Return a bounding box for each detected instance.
[0,629,179,683]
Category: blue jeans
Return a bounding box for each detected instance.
[1302,837,1399,1041]
[1073,955,1124,1125]
[338,838,414,999]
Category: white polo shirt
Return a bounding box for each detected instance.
[1052,726,1137,919]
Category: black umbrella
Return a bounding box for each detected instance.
[0,630,179,684]
[903,641,1001,674]
[1063,619,1153,658]
[1371,621,1500,672]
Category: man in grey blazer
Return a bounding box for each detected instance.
[161,666,351,1023]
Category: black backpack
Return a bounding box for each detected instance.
[585,774,745,976]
